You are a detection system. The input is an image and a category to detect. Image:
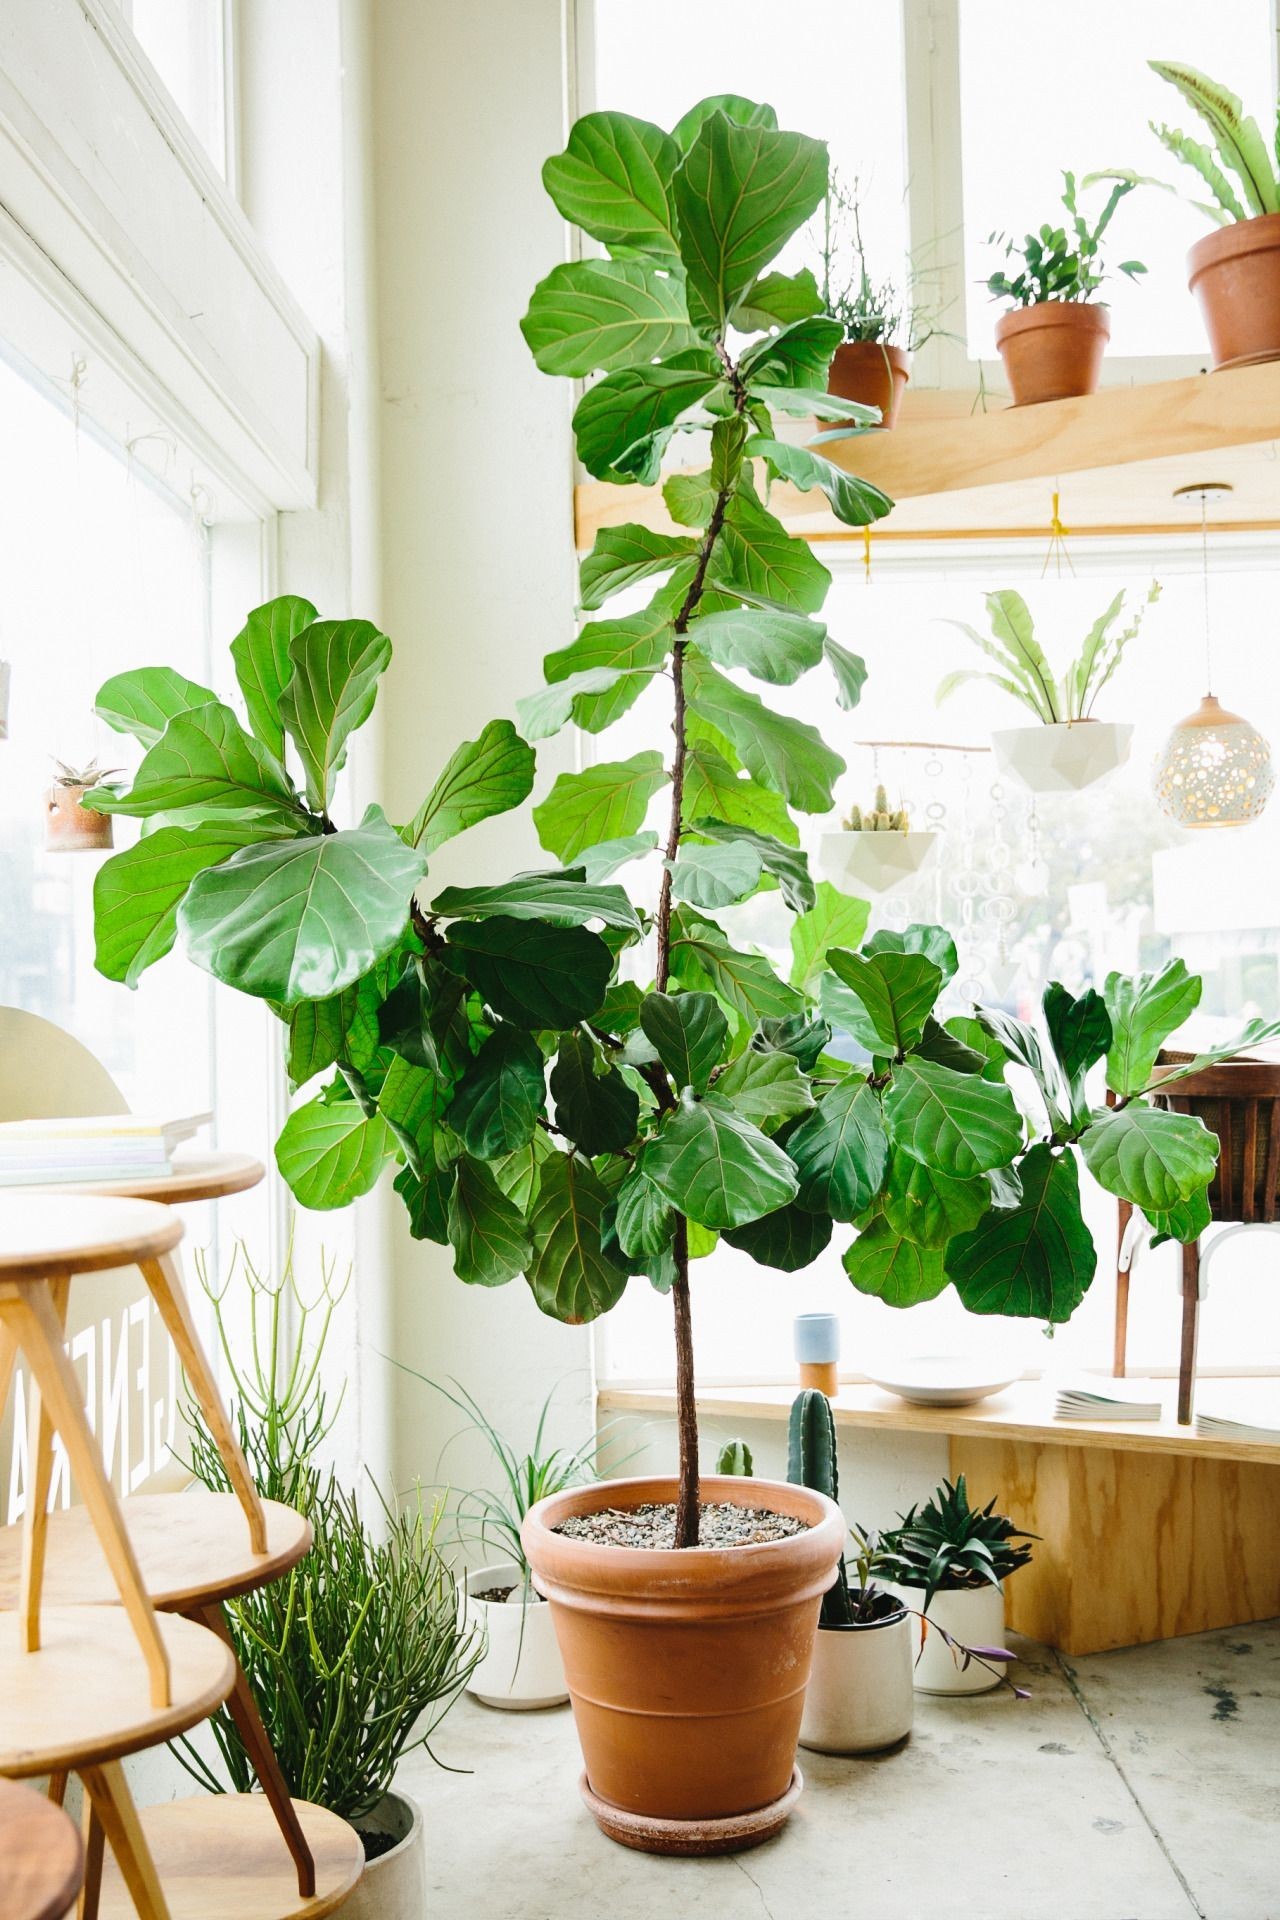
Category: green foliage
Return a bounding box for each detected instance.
[877,1475,1036,1611]
[812,170,946,352]
[716,1438,754,1475]
[938,584,1160,724]
[786,1389,854,1626]
[844,782,908,831]
[1094,65,1280,228]
[986,170,1146,307]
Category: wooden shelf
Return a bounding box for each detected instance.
[575,363,1280,546]
[598,1378,1280,1468]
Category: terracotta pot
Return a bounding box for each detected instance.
[1188,213,1280,369]
[826,340,910,428]
[522,1474,843,1851]
[44,783,113,852]
[994,302,1109,406]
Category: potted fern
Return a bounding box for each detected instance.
[816,173,940,429]
[937,584,1159,793]
[1093,64,1280,370]
[820,781,938,893]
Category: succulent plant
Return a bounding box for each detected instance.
[715,1438,754,1476]
[876,1474,1036,1609]
[51,756,121,789]
[845,783,909,832]
[787,1389,856,1626]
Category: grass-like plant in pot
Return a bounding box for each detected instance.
[986,171,1145,404]
[814,171,944,428]
[937,584,1159,793]
[877,1475,1034,1697]
[1090,65,1280,370]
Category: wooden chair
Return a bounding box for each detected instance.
[0,1777,84,1920]
[1113,1054,1280,1425]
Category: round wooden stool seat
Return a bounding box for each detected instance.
[0,1193,181,1279]
[96,1794,365,1919]
[0,1493,312,1612]
[0,1778,84,1920]
[27,1150,265,1206]
[0,1606,234,1777]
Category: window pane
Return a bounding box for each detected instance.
[126,0,227,176]
[960,0,1276,360]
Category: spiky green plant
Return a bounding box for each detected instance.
[845,783,909,831]
[786,1389,856,1625]
[875,1474,1036,1611]
[937,583,1160,725]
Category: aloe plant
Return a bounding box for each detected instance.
[1094,65,1280,228]
[876,1475,1035,1610]
[937,584,1160,724]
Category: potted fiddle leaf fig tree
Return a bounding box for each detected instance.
[89,91,1274,1861]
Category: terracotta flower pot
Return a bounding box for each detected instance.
[994,301,1109,406]
[522,1474,844,1854]
[44,783,113,852]
[826,340,910,428]
[1188,213,1280,370]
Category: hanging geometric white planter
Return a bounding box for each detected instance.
[818,829,939,895]
[991,721,1133,795]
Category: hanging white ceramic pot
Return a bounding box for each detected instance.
[465,1560,568,1709]
[893,1581,1008,1695]
[991,720,1132,795]
[799,1605,914,1754]
[817,830,939,895]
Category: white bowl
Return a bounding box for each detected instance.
[865,1355,1018,1407]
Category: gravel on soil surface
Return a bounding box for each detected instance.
[553,1501,808,1549]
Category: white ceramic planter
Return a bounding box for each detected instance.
[799,1606,914,1753]
[991,720,1133,794]
[466,1560,568,1709]
[336,1791,424,1919]
[818,830,939,895]
[895,1581,1007,1695]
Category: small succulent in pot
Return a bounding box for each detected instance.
[45,757,121,852]
[876,1474,1036,1609]
[845,783,909,832]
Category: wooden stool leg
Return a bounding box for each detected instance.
[140,1254,267,1555]
[1114,1199,1132,1377]
[194,1601,316,1897]
[19,1274,69,1653]
[79,1792,106,1920]
[1178,1238,1202,1427]
[80,1762,169,1920]
[0,1315,17,1417]
[2,1284,171,1708]
[47,1769,69,1806]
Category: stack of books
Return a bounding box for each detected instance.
[1196,1395,1280,1445]
[0,1112,210,1187]
[1054,1378,1163,1421]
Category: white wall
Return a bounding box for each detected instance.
[370,0,597,1510]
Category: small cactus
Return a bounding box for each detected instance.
[716,1438,754,1476]
[787,1390,853,1625]
[845,782,909,832]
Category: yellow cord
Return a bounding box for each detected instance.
[1042,488,1075,578]
[863,525,872,583]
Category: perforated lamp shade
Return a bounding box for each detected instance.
[1152,694,1275,828]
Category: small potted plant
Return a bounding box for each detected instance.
[819,783,938,893]
[877,1475,1035,1696]
[45,757,119,851]
[816,173,942,429]
[986,172,1145,405]
[938,584,1159,793]
[1093,65,1280,370]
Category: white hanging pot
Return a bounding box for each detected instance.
[893,1581,1008,1695]
[991,720,1133,794]
[337,1791,424,1919]
[466,1560,568,1709]
[799,1603,914,1753]
[818,830,939,895]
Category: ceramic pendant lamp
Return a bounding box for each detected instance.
[1153,485,1275,829]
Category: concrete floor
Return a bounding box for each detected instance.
[402,1618,1280,1920]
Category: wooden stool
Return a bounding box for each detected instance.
[95,1795,363,1920]
[0,1493,320,1902]
[0,1777,84,1920]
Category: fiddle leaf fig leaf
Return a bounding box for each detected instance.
[1043,982,1112,1118]
[790,883,871,993]
[229,596,318,760]
[710,490,832,614]
[681,742,797,844]
[672,115,828,330]
[93,820,274,988]
[405,719,536,856]
[579,526,698,611]
[684,653,844,813]
[448,1155,532,1287]
[667,838,764,909]
[178,807,426,1004]
[978,1005,1069,1130]
[377,1055,455,1174]
[275,1092,393,1210]
[1104,960,1202,1097]
[641,1092,799,1231]
[689,819,814,913]
[948,1144,1096,1322]
[669,910,803,1022]
[884,1057,1024,1178]
[613,1164,677,1260]
[544,597,675,684]
[439,917,613,1030]
[688,606,826,684]
[824,639,869,710]
[715,1048,814,1128]
[279,619,392,813]
[788,1076,888,1222]
[95,666,221,750]
[865,924,959,987]
[521,260,699,377]
[745,435,894,529]
[533,752,669,863]
[882,1153,991,1248]
[730,265,824,331]
[671,94,778,152]
[516,667,644,741]
[738,316,844,388]
[89,701,305,828]
[576,832,659,882]
[572,361,721,483]
[526,1154,630,1323]
[395,1161,454,1245]
[638,990,728,1094]
[1142,1018,1280,1092]
[430,871,642,934]
[913,1017,988,1076]
[550,1030,640,1155]
[826,948,943,1055]
[448,1027,545,1159]
[723,1203,832,1271]
[1079,1104,1220,1212]
[843,1218,949,1306]
[541,111,681,263]
[1146,1186,1213,1247]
